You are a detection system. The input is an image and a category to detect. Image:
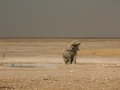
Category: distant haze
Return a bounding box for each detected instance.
[0,0,120,37]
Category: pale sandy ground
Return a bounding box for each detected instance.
[0,38,120,90]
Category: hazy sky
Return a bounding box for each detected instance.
[0,0,120,37]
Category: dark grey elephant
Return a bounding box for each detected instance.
[63,40,81,64]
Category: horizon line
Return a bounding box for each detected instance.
[0,37,120,39]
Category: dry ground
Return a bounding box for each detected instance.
[0,38,120,90]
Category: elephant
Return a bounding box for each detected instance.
[63,40,81,64]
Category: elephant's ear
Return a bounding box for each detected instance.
[77,41,81,46]
[67,46,73,51]
[71,40,81,46]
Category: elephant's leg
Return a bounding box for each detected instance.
[63,56,68,64]
[72,54,77,64]
[64,58,69,64]
[68,56,74,64]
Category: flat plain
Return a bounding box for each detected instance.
[0,38,120,90]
